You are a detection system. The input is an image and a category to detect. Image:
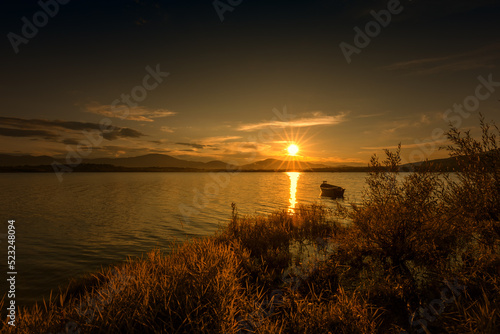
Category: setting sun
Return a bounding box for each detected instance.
[287,144,299,156]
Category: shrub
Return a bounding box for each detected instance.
[444,114,500,246]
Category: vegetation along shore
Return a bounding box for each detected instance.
[1,119,498,333]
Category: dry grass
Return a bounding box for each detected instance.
[1,240,249,333]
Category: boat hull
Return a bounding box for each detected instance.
[320,184,345,198]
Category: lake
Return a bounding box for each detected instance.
[0,172,369,305]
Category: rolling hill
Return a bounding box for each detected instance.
[0,153,468,172]
[0,153,235,170]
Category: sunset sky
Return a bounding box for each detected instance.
[1,0,500,166]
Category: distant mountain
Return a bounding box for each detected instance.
[400,156,460,171]
[240,158,329,170]
[86,154,233,169]
[0,153,237,170]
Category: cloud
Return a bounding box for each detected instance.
[173,138,239,150]
[382,120,420,135]
[419,114,431,125]
[361,139,448,151]
[0,127,59,139]
[356,112,386,118]
[194,136,241,149]
[198,136,242,144]
[84,102,176,122]
[381,43,500,75]
[0,116,145,142]
[377,113,435,135]
[160,126,174,133]
[238,112,348,131]
[102,128,144,140]
[98,145,170,157]
[175,142,206,149]
[135,17,147,26]
[1,116,108,131]
[62,138,81,145]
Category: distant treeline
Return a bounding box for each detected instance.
[0,160,463,173]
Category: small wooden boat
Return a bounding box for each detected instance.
[320,181,345,198]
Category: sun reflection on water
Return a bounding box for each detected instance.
[287,172,300,213]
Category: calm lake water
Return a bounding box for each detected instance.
[0,172,369,305]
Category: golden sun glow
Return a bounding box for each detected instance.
[287,144,299,156]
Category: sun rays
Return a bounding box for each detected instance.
[274,127,317,171]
